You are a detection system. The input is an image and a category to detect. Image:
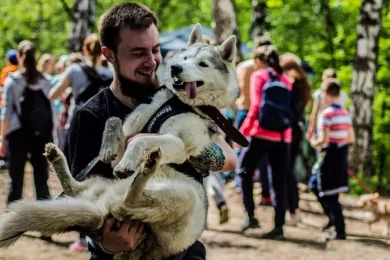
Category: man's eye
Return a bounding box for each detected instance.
[153,48,160,54]
[199,62,208,67]
[132,53,143,57]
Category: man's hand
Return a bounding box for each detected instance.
[101,218,145,254]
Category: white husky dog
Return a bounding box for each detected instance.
[0,24,240,260]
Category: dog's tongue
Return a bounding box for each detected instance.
[184,82,197,99]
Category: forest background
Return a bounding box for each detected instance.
[0,0,389,194]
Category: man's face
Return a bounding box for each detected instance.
[115,25,162,84]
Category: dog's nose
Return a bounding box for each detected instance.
[171,64,183,75]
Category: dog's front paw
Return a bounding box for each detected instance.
[100,117,124,163]
[99,143,118,163]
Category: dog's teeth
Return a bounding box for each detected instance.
[173,76,184,85]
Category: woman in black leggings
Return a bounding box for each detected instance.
[238,46,292,239]
[0,40,53,204]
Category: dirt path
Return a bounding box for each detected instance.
[0,169,389,260]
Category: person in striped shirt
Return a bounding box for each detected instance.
[309,78,355,240]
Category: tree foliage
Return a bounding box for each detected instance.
[1,0,390,192]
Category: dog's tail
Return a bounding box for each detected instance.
[0,198,105,248]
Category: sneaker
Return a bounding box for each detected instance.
[285,212,300,227]
[259,196,272,206]
[240,217,260,232]
[321,221,334,231]
[218,204,229,225]
[69,238,88,252]
[261,228,285,240]
[326,231,346,240]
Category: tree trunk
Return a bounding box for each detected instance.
[69,0,96,52]
[320,0,336,69]
[250,0,268,41]
[349,0,383,177]
[211,0,243,62]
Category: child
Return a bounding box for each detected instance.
[309,78,355,240]
[306,69,347,232]
[306,68,348,140]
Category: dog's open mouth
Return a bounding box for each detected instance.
[172,76,204,100]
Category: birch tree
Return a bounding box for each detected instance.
[67,0,96,52]
[250,0,268,41]
[211,0,243,62]
[349,0,384,177]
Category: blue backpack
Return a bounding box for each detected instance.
[258,69,292,135]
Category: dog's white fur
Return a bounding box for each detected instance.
[0,24,238,260]
[358,193,390,236]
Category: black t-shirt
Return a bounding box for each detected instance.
[67,87,206,260]
[66,87,132,178]
[290,79,307,125]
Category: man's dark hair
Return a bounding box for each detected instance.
[99,3,158,52]
[324,78,341,97]
[254,35,273,49]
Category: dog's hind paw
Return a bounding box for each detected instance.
[44,143,63,163]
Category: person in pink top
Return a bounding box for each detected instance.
[238,45,292,239]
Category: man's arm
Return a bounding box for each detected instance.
[189,135,237,173]
[67,109,111,177]
[48,71,71,101]
[306,98,319,140]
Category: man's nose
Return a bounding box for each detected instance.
[145,53,157,68]
[171,64,183,76]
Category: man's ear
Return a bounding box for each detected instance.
[101,46,115,64]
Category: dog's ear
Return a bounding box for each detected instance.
[219,35,237,63]
[187,24,205,46]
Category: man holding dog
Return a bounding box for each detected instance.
[66,3,237,259]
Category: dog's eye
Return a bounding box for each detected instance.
[184,57,187,60]
[199,62,208,67]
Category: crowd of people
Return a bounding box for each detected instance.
[0,2,355,259]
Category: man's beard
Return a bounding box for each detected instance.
[115,59,159,102]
